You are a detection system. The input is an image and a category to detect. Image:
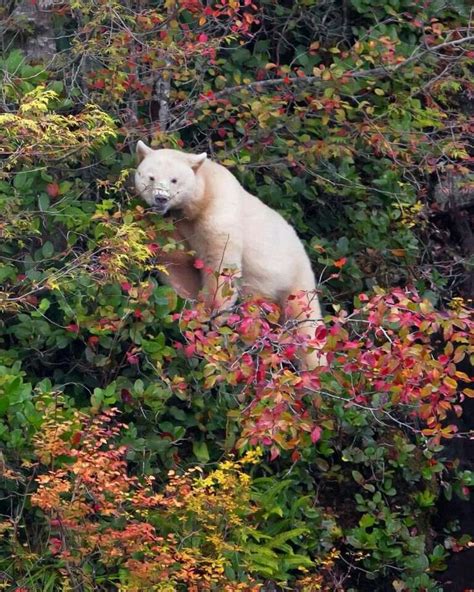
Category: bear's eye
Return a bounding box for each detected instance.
[149,175,155,181]
[171,178,177,184]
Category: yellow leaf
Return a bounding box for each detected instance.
[374,88,385,96]
[443,376,457,390]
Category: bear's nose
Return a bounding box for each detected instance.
[154,194,168,204]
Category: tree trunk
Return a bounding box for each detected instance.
[12,0,56,62]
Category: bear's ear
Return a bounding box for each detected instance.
[188,152,207,171]
[136,140,153,163]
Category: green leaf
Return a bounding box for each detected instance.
[38,193,50,211]
[360,514,376,529]
[282,554,314,569]
[352,470,364,484]
[0,393,10,415]
[268,527,309,550]
[14,172,33,191]
[42,241,54,258]
[405,553,429,573]
[192,440,210,463]
[5,50,24,74]
[0,265,17,282]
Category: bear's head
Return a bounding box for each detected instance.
[135,142,207,215]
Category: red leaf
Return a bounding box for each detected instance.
[49,537,62,555]
[46,182,60,198]
[311,426,322,443]
[291,450,301,462]
[88,335,99,348]
[121,389,133,404]
[270,445,280,461]
[184,343,196,357]
[193,258,205,269]
[126,351,139,365]
[314,325,327,340]
[283,344,297,358]
[71,431,82,446]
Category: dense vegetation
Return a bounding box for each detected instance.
[0,1,473,590]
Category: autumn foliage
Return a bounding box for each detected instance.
[0,0,473,590]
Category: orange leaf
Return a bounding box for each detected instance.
[334,257,347,269]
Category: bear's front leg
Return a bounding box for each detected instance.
[199,232,243,313]
[154,225,202,300]
[202,265,241,312]
[158,257,201,301]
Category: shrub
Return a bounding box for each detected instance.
[0,1,472,589]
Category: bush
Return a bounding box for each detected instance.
[0,1,472,590]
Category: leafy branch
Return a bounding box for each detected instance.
[197,32,474,103]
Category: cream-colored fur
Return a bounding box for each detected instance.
[135,142,324,368]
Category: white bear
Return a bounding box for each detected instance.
[135,141,324,368]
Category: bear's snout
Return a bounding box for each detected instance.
[151,192,170,214]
